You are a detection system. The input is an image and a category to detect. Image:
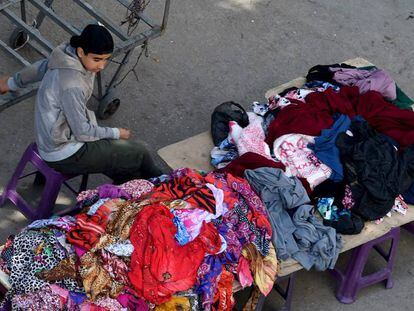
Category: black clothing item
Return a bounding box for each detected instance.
[311,179,346,203]
[323,213,364,235]
[306,63,355,84]
[211,101,249,146]
[312,180,364,235]
[70,24,114,55]
[278,86,298,97]
[336,119,414,220]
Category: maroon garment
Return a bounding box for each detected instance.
[216,152,312,195]
[266,86,414,149]
[216,152,285,177]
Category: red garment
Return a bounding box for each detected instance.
[129,204,221,305]
[266,86,414,149]
[66,201,117,250]
[152,170,216,213]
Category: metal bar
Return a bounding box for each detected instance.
[0,40,31,66]
[106,49,133,92]
[113,27,160,55]
[1,8,54,52]
[96,71,103,99]
[136,12,155,28]
[27,39,50,58]
[28,0,80,35]
[0,84,39,113]
[20,0,27,23]
[0,0,20,12]
[73,0,129,40]
[161,0,170,33]
[32,0,54,28]
[116,0,155,27]
[116,0,130,9]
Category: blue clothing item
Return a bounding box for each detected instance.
[210,138,238,168]
[317,197,351,221]
[403,183,414,204]
[87,198,110,216]
[27,216,76,232]
[172,216,191,245]
[308,114,351,182]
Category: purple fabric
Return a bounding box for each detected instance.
[331,68,396,101]
[97,184,131,200]
[117,293,148,310]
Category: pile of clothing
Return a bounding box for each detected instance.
[211,63,414,236]
[0,168,284,310]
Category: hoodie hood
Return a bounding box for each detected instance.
[48,43,86,73]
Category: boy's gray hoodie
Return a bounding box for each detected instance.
[8,43,119,162]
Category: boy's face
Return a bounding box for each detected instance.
[77,48,112,73]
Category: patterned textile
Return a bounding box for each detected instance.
[27,216,76,232]
[79,251,124,301]
[212,270,235,311]
[94,296,125,311]
[152,170,216,214]
[273,134,332,188]
[10,230,80,295]
[12,285,64,311]
[66,199,122,250]
[228,113,272,160]
[241,244,278,296]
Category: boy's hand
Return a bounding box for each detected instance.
[0,76,10,94]
[119,128,131,140]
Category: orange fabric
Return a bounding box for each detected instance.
[212,270,235,311]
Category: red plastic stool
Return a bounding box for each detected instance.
[0,143,88,220]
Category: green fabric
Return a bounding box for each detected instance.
[392,85,414,109]
[46,139,163,184]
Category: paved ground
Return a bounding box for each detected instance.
[1,0,414,310]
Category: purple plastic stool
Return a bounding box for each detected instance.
[0,143,88,220]
[330,227,400,304]
[254,272,296,311]
[403,221,414,234]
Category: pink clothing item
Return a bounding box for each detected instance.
[229,112,272,160]
[74,245,88,258]
[393,195,408,215]
[80,303,107,311]
[172,183,227,242]
[342,185,355,209]
[94,297,125,311]
[77,189,98,202]
[273,134,332,189]
[332,68,396,101]
[268,89,314,110]
[119,179,154,199]
[237,256,253,288]
[12,286,65,311]
[117,293,149,310]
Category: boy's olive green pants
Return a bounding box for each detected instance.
[46,139,163,184]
